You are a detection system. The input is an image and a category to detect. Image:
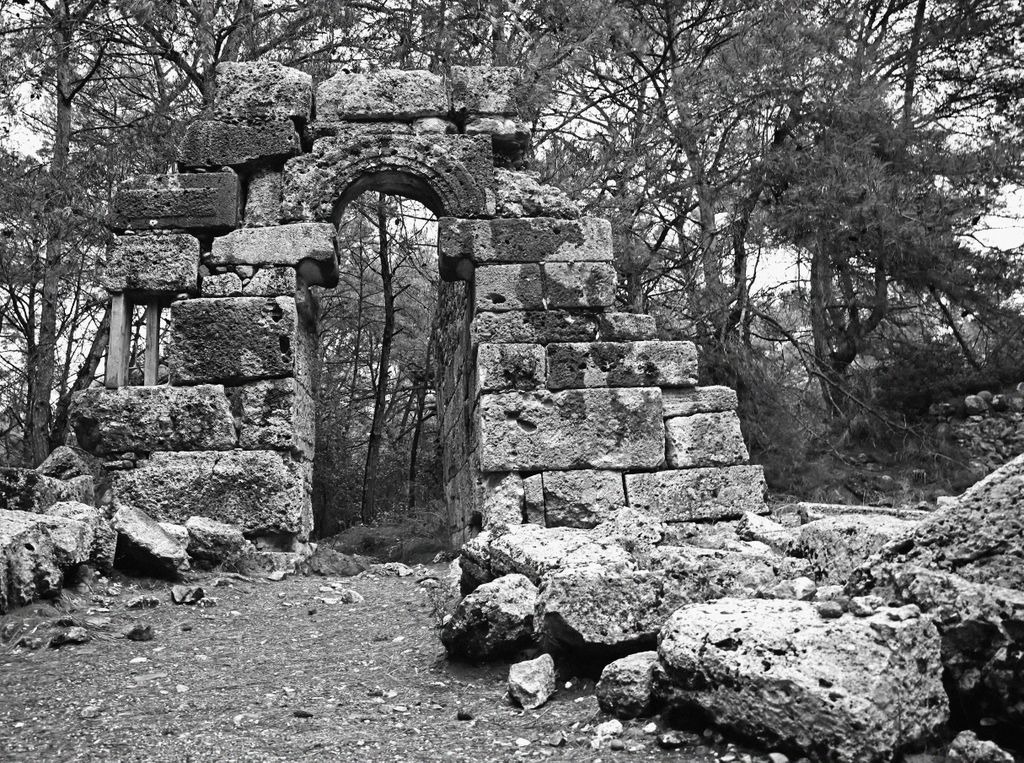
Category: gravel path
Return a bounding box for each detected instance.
[0,566,750,762]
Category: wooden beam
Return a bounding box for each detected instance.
[105,293,130,389]
[144,301,160,386]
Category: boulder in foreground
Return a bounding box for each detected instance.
[441,573,538,660]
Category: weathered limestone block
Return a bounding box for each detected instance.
[476,343,545,392]
[185,516,253,565]
[625,465,767,521]
[597,651,660,718]
[658,599,948,763]
[495,169,580,219]
[101,232,200,294]
[596,312,658,341]
[167,296,314,384]
[159,521,189,547]
[523,474,544,524]
[111,171,240,231]
[46,501,116,570]
[476,472,523,527]
[649,544,781,603]
[472,310,599,345]
[537,567,671,653]
[541,470,625,528]
[662,385,738,417]
[546,341,698,390]
[543,262,615,308]
[797,514,919,585]
[593,508,666,562]
[245,266,298,296]
[665,411,749,468]
[244,168,283,226]
[474,263,543,311]
[282,133,494,221]
[317,69,447,121]
[413,117,457,134]
[461,525,634,586]
[477,388,665,471]
[71,384,236,455]
[201,272,243,297]
[439,217,611,268]
[450,66,523,115]
[860,451,1024,590]
[111,504,190,577]
[228,378,314,457]
[736,511,797,555]
[0,509,63,612]
[441,573,538,659]
[111,450,311,537]
[209,223,337,287]
[0,468,93,514]
[178,119,300,169]
[213,61,313,123]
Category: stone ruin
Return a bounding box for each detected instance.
[1,63,1021,763]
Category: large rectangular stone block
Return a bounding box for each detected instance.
[626,466,767,521]
[477,388,665,471]
[178,119,301,169]
[209,223,336,268]
[317,69,447,121]
[546,340,698,390]
[112,171,240,231]
[167,296,314,384]
[111,450,311,537]
[476,343,546,392]
[477,472,524,527]
[101,232,200,295]
[228,378,314,457]
[214,61,313,123]
[439,217,611,267]
[542,469,625,528]
[665,411,749,469]
[662,385,738,417]
[474,263,543,311]
[596,312,658,341]
[471,311,600,345]
[449,66,523,115]
[71,385,236,455]
[543,262,615,308]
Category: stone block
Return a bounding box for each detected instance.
[112,504,190,576]
[412,117,457,134]
[245,266,298,296]
[523,474,544,524]
[111,171,240,231]
[477,388,665,471]
[472,311,599,345]
[46,501,116,570]
[71,384,236,455]
[597,651,659,718]
[213,61,313,123]
[626,465,767,521]
[317,69,447,121]
[167,296,314,384]
[662,385,738,417]
[476,343,545,392]
[543,262,615,308]
[441,573,538,660]
[209,223,337,286]
[477,472,524,527]
[0,468,93,514]
[244,168,283,226]
[1,509,63,612]
[111,450,311,537]
[495,169,580,218]
[797,514,919,585]
[101,232,200,295]
[201,272,243,297]
[542,469,625,528]
[228,378,314,457]
[596,312,658,341]
[546,340,698,390]
[439,217,611,270]
[178,119,300,169]
[464,117,531,167]
[665,411,749,468]
[474,263,543,311]
[658,599,948,762]
[450,66,523,115]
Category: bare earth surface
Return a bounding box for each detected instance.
[0,566,747,763]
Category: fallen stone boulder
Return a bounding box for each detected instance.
[658,598,948,763]
[0,467,93,513]
[736,512,797,555]
[946,730,1014,762]
[1,510,65,612]
[45,501,116,570]
[441,573,538,660]
[185,516,254,568]
[508,653,555,709]
[112,505,190,577]
[796,514,918,584]
[597,650,659,718]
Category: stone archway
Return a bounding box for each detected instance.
[69,62,766,556]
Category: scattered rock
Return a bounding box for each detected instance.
[797,514,918,584]
[594,718,623,738]
[50,626,90,647]
[768,576,817,601]
[45,501,116,570]
[597,650,659,718]
[816,600,845,619]
[185,516,254,567]
[945,730,1014,762]
[125,595,160,610]
[441,573,538,660]
[508,653,555,710]
[112,505,190,577]
[170,585,205,605]
[298,546,370,577]
[124,623,154,641]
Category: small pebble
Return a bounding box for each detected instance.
[816,601,844,619]
[456,710,474,721]
[610,739,625,750]
[125,623,154,641]
[293,709,313,718]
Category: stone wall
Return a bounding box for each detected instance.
[78,62,765,552]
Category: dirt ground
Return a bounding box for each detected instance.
[0,565,754,763]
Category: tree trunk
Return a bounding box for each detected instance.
[50,305,111,450]
[361,194,395,525]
